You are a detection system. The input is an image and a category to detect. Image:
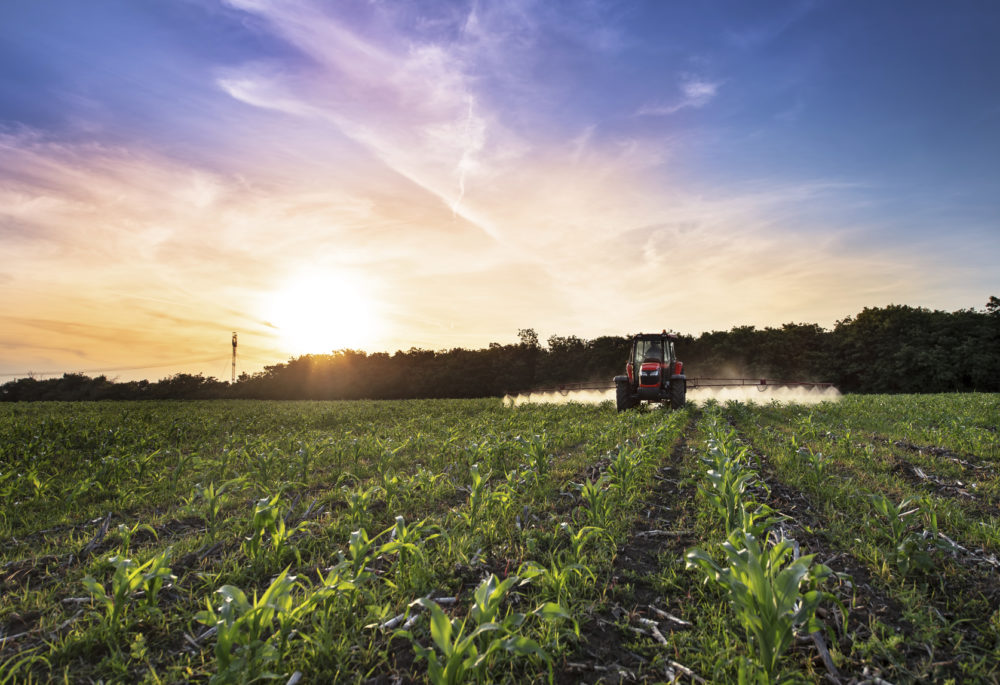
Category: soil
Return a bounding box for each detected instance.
[554,417,700,684]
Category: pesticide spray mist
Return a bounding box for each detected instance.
[505,385,840,407]
[687,385,841,405]
[504,389,615,407]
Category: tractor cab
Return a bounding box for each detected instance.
[615,332,686,411]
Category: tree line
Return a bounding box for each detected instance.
[3,299,999,402]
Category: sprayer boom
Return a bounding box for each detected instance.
[686,378,834,390]
[516,378,833,397]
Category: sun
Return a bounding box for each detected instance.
[262,271,380,355]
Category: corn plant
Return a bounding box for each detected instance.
[516,433,550,484]
[869,494,935,575]
[607,446,642,497]
[337,527,383,591]
[195,568,305,684]
[575,475,614,528]
[686,534,833,683]
[294,441,317,486]
[343,484,380,527]
[381,516,441,591]
[518,555,589,604]
[460,463,489,530]
[797,446,831,481]
[399,574,569,685]
[0,468,16,501]
[380,470,403,511]
[188,479,242,540]
[116,521,157,556]
[22,465,53,502]
[698,424,785,539]
[82,549,175,627]
[795,413,818,441]
[243,494,312,566]
[558,522,607,563]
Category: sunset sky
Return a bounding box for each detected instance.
[2,1,998,381]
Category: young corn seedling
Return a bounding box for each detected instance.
[333,527,385,596]
[686,534,834,684]
[82,548,176,627]
[486,480,515,526]
[460,463,489,530]
[796,413,818,441]
[575,475,615,529]
[400,573,569,685]
[797,447,831,481]
[518,555,589,604]
[344,484,380,527]
[699,464,754,536]
[295,441,316,487]
[195,568,304,684]
[380,470,402,511]
[188,478,242,540]
[869,494,935,575]
[311,527,395,609]
[607,447,642,497]
[243,494,313,566]
[116,521,157,556]
[558,522,608,563]
[22,465,53,502]
[380,516,441,591]
[516,433,550,483]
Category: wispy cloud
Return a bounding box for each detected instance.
[638,74,722,116]
[219,0,500,237]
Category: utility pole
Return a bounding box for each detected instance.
[231,332,238,383]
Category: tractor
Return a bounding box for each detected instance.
[508,331,832,407]
[614,332,685,411]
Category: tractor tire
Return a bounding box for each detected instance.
[616,381,636,412]
[669,379,686,409]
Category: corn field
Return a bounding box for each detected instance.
[1,394,998,683]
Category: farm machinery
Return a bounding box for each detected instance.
[518,332,834,412]
[613,332,686,411]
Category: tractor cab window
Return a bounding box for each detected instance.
[636,339,664,364]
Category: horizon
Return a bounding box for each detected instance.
[2,298,992,384]
[2,1,999,382]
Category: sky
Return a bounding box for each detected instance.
[1,0,998,381]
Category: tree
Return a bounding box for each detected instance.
[987,295,1000,317]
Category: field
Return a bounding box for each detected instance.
[1,395,998,683]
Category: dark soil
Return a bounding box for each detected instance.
[555,417,699,684]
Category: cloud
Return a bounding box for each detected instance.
[638,74,722,116]
[0,124,510,375]
[725,1,820,49]
[0,115,984,378]
[1,2,993,380]
[218,0,502,237]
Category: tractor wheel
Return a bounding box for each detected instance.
[616,381,636,412]
[669,379,686,409]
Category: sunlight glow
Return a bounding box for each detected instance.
[261,271,380,355]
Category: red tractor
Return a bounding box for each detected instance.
[614,332,686,411]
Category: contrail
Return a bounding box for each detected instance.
[452,96,477,216]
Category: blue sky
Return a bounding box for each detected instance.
[1,1,998,379]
